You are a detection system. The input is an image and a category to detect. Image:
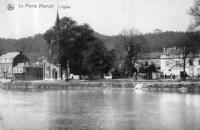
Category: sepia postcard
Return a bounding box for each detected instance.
[0,0,200,130]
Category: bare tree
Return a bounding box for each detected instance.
[189,0,200,31]
[176,32,200,80]
[119,28,147,77]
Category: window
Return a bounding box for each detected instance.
[198,60,200,65]
[166,61,170,66]
[189,59,193,66]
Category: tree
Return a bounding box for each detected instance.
[44,17,94,76]
[83,40,114,78]
[138,61,157,79]
[147,62,157,79]
[189,0,200,31]
[44,16,114,79]
[175,32,200,80]
[119,28,147,77]
[112,37,127,70]
[60,24,96,75]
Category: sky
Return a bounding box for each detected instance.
[0,0,194,39]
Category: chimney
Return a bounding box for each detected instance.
[163,47,166,52]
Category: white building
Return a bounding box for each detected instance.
[0,52,29,79]
[160,47,200,77]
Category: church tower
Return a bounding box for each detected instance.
[49,9,61,64]
[54,9,61,31]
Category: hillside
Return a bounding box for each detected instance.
[143,31,184,52]
[94,31,185,52]
[0,34,49,62]
[93,32,121,50]
[0,31,186,62]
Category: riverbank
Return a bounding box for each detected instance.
[1,79,200,90]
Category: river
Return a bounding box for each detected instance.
[0,87,200,130]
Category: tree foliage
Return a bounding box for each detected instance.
[139,61,157,79]
[44,16,114,77]
[82,40,114,75]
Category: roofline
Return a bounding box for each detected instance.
[138,56,200,60]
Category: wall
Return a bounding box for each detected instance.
[15,67,43,80]
[160,54,200,77]
[0,63,13,78]
[43,60,60,80]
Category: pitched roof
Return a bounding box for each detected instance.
[139,52,162,59]
[0,52,19,59]
[162,47,181,55]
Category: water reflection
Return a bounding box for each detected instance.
[0,88,200,129]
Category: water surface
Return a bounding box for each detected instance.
[0,88,200,130]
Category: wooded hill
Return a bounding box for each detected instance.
[0,31,186,62]
[0,34,48,62]
[94,31,185,52]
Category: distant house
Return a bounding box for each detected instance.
[138,52,162,71]
[160,47,200,77]
[43,59,61,80]
[31,56,61,80]
[14,66,43,81]
[0,52,29,79]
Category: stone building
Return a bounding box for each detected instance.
[0,52,29,79]
[43,59,61,80]
[31,56,61,80]
[160,47,200,77]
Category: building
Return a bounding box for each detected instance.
[138,52,162,71]
[160,47,200,77]
[0,52,29,79]
[43,59,61,80]
[31,56,61,80]
[0,52,61,80]
[13,63,43,81]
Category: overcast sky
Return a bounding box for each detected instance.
[0,0,194,39]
